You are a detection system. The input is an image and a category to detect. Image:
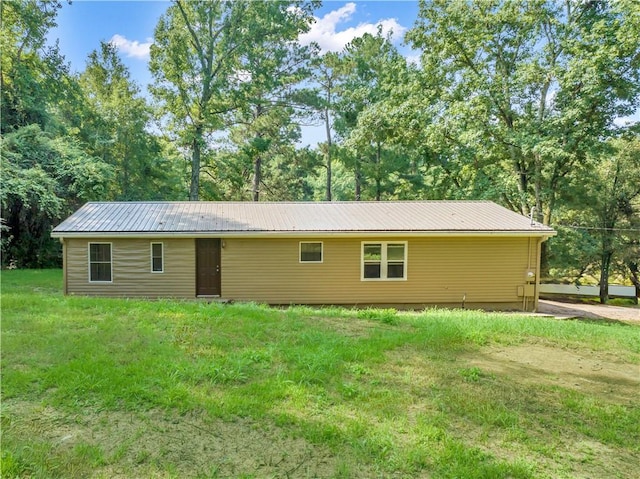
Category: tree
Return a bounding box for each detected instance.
[1,0,66,132]
[150,0,247,200]
[406,0,640,224]
[1,125,114,267]
[586,137,640,303]
[335,31,416,201]
[623,231,640,304]
[81,42,183,200]
[312,52,344,201]
[1,0,119,267]
[217,1,316,201]
[547,136,640,303]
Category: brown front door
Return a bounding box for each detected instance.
[196,239,221,296]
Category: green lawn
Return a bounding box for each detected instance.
[2,269,639,478]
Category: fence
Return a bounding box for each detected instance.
[539,284,636,298]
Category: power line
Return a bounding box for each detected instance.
[554,224,640,233]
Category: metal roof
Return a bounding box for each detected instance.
[51,201,556,237]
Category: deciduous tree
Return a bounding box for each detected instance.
[150,0,246,200]
[1,125,114,267]
[407,0,640,223]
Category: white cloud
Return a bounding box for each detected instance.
[300,2,407,53]
[109,34,152,60]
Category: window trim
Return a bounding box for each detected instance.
[299,241,323,263]
[361,241,407,281]
[88,242,113,283]
[151,242,164,273]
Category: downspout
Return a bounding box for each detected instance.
[523,208,536,312]
[534,237,546,312]
[524,236,532,312]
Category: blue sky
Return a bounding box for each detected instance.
[49,1,419,91]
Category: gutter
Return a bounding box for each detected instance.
[51,230,557,239]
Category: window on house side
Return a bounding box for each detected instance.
[89,243,112,282]
[300,242,323,263]
[362,242,407,280]
[151,242,164,273]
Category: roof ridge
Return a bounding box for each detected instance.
[84,200,496,205]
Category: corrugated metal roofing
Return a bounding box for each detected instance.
[51,201,556,237]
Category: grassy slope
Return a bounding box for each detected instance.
[2,270,639,478]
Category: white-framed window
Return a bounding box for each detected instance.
[151,242,164,273]
[299,241,323,263]
[361,241,407,281]
[88,242,112,282]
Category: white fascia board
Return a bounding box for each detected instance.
[51,230,557,239]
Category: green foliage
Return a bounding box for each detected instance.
[308,158,355,201]
[334,30,423,200]
[0,0,63,132]
[150,1,318,201]
[150,0,251,200]
[80,42,184,201]
[549,135,640,301]
[1,2,185,267]
[1,125,114,267]
[547,225,600,281]
[406,0,640,224]
[2,0,639,288]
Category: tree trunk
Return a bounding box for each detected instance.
[599,249,613,304]
[251,105,264,202]
[189,127,202,201]
[540,241,549,281]
[510,149,528,216]
[375,142,381,201]
[324,100,332,201]
[252,155,261,202]
[355,159,361,201]
[122,136,130,200]
[627,259,640,305]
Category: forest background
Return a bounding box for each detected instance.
[2,0,639,303]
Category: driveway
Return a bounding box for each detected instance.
[538,299,640,323]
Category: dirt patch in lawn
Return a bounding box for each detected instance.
[464,343,639,404]
[458,343,640,478]
[311,314,406,338]
[2,401,352,478]
[311,315,381,338]
[538,299,640,323]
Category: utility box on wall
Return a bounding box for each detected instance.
[517,285,536,297]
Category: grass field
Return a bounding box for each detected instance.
[2,269,639,478]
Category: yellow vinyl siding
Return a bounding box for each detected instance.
[64,235,540,309]
[66,238,195,297]
[222,237,533,308]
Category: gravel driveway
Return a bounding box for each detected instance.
[538,299,640,322]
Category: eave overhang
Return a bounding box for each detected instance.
[50,230,557,239]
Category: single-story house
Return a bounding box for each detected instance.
[51,201,556,311]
